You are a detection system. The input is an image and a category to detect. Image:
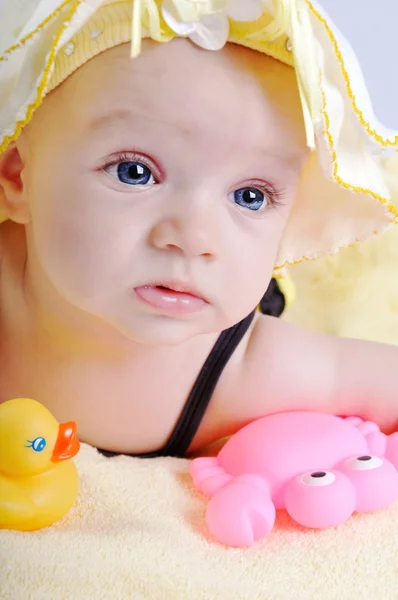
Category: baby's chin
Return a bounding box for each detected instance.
[106,312,224,347]
[110,300,260,345]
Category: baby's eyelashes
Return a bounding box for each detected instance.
[97,150,161,188]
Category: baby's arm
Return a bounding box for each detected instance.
[217,315,398,435]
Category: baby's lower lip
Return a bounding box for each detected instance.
[134,285,208,315]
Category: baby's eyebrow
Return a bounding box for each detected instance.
[86,107,192,138]
[87,109,138,132]
[86,108,306,163]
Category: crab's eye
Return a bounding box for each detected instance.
[345,455,383,471]
[300,471,336,486]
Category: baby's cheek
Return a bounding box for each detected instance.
[226,240,276,314]
[31,203,103,298]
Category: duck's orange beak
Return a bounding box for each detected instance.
[52,421,80,462]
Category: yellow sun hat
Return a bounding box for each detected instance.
[1,0,398,269]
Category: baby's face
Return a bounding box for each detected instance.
[19,39,306,344]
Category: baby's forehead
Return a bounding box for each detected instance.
[41,39,306,159]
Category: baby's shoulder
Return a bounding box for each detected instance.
[215,311,338,429]
[240,312,330,390]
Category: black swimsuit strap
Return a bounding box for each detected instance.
[160,309,256,457]
[98,309,256,459]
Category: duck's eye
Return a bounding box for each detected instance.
[25,437,47,452]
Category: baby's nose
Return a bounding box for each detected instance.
[148,211,220,259]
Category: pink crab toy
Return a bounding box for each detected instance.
[190,412,398,547]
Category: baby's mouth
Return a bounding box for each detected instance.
[141,281,208,302]
[134,281,209,315]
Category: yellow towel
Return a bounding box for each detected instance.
[1,442,398,600]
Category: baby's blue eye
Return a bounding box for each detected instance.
[25,437,47,452]
[107,161,155,186]
[233,187,267,211]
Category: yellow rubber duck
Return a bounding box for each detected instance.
[0,398,80,531]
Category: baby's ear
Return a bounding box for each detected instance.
[0,142,31,224]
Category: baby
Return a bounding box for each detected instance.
[0,0,398,457]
